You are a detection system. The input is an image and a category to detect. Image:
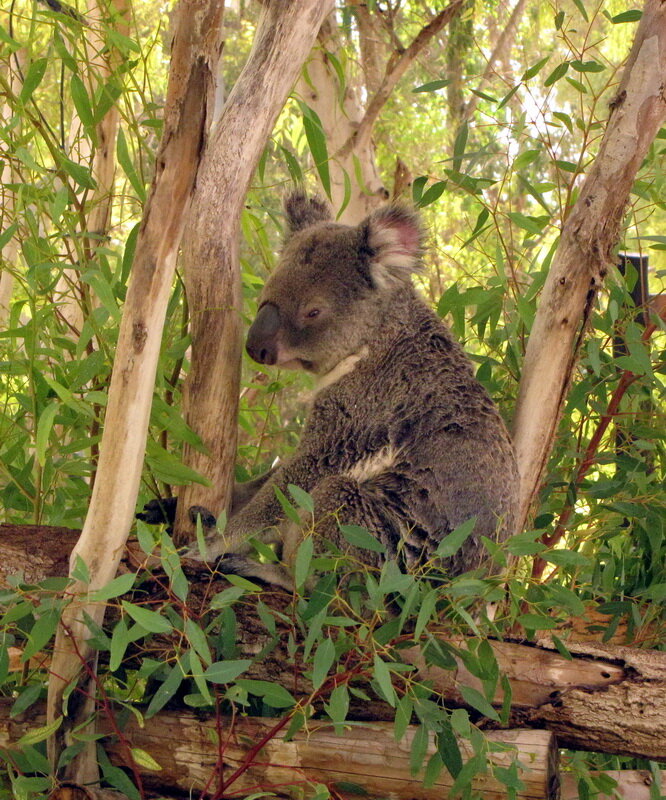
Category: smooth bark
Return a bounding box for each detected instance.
[513,0,666,530]
[174,0,334,544]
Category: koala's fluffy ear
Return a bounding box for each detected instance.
[363,205,423,290]
[283,191,332,236]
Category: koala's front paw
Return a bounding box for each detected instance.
[188,505,217,529]
[136,496,178,525]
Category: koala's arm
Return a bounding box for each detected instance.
[203,454,324,558]
[231,467,278,513]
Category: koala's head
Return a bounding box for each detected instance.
[246,192,423,375]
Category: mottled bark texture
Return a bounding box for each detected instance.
[174,0,334,544]
[513,0,666,529]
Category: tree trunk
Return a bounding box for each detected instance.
[46,0,225,784]
[512,0,666,530]
[297,12,387,223]
[173,0,334,545]
[0,703,558,800]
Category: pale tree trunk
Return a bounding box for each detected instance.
[298,3,463,224]
[173,0,334,544]
[54,0,129,335]
[297,12,387,224]
[513,0,666,530]
[46,0,225,785]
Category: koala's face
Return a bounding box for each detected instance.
[246,193,422,376]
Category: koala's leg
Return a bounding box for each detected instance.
[214,475,398,589]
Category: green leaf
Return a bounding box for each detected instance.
[236,679,295,708]
[458,684,500,720]
[339,524,385,553]
[16,716,62,747]
[416,181,447,209]
[185,618,213,667]
[60,157,96,189]
[518,613,558,630]
[92,572,136,601]
[117,127,146,201]
[414,587,439,639]
[203,659,251,684]
[299,102,331,199]
[437,717,462,778]
[611,10,642,23]
[294,536,314,591]
[23,608,59,660]
[452,123,468,173]
[145,661,184,718]
[372,655,396,707]
[413,79,450,93]
[312,637,335,690]
[551,634,573,660]
[544,62,570,87]
[435,517,476,559]
[543,549,590,567]
[72,555,90,583]
[35,401,59,466]
[274,485,301,524]
[288,484,314,513]
[110,617,130,671]
[121,601,173,634]
[70,74,95,130]
[571,0,588,21]
[130,748,162,771]
[325,684,349,730]
[20,58,48,102]
[522,56,550,81]
[410,724,429,776]
[11,684,42,717]
[571,60,605,73]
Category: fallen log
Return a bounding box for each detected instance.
[1,525,665,761]
[0,701,558,800]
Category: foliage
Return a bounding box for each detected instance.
[0,0,664,797]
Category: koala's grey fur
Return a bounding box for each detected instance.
[191,192,519,589]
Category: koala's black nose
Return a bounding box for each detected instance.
[246,302,280,365]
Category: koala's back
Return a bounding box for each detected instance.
[298,286,518,576]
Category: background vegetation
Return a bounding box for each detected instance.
[0,0,664,798]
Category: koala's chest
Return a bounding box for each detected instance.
[302,375,403,469]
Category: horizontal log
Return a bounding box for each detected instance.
[2,525,665,761]
[0,701,558,800]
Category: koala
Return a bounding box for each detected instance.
[148,192,519,590]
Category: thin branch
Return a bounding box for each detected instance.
[342,0,464,156]
[531,321,658,582]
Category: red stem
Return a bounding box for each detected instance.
[532,322,657,581]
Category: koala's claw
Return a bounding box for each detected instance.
[188,505,217,529]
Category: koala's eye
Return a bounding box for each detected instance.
[305,308,321,319]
